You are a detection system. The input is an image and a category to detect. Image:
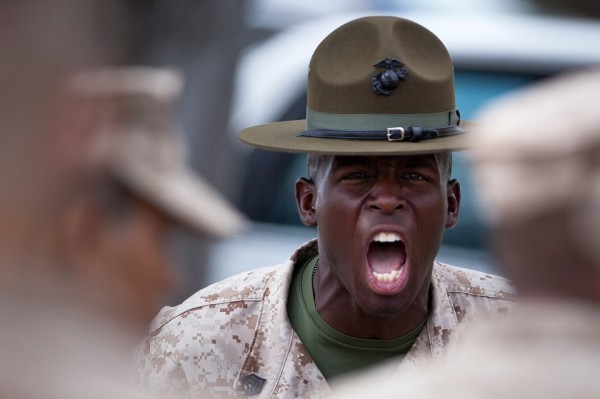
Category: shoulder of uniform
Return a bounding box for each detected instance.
[148,264,283,333]
[433,262,516,300]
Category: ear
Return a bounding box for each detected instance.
[295,177,317,226]
[445,179,461,229]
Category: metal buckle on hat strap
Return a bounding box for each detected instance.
[387,127,405,141]
[387,126,441,142]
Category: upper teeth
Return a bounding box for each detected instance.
[373,232,401,243]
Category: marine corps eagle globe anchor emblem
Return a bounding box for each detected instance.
[371,58,407,96]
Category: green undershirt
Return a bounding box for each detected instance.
[287,256,427,381]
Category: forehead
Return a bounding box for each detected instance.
[330,154,441,170]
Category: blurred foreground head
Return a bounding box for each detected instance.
[10,67,245,331]
[0,0,127,269]
[471,68,600,302]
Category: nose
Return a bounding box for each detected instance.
[367,175,406,214]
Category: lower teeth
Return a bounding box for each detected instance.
[373,270,401,282]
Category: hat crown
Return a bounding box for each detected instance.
[308,16,456,116]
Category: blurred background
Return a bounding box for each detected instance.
[44,0,600,301]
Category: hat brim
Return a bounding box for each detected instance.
[114,163,246,238]
[239,119,470,155]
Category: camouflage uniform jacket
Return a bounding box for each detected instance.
[329,300,600,399]
[138,240,515,399]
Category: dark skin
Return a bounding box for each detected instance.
[60,191,179,332]
[296,154,460,339]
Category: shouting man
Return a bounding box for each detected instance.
[139,16,515,398]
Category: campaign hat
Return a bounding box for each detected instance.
[239,16,467,155]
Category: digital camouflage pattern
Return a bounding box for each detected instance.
[330,300,600,399]
[137,240,515,399]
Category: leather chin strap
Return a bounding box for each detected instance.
[298,125,465,142]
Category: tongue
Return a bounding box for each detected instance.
[367,242,406,273]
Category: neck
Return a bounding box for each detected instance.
[312,261,429,340]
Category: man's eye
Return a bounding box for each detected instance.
[402,172,425,180]
[343,172,368,180]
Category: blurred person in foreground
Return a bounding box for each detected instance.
[0,67,244,399]
[329,67,600,399]
[138,16,515,398]
[0,0,128,276]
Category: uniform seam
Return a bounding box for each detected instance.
[427,270,461,360]
[268,323,296,398]
[235,270,279,390]
[151,298,263,334]
[150,270,279,333]
[445,290,516,300]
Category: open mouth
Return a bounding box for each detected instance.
[367,232,406,283]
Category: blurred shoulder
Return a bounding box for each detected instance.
[434,262,516,300]
[149,264,286,334]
